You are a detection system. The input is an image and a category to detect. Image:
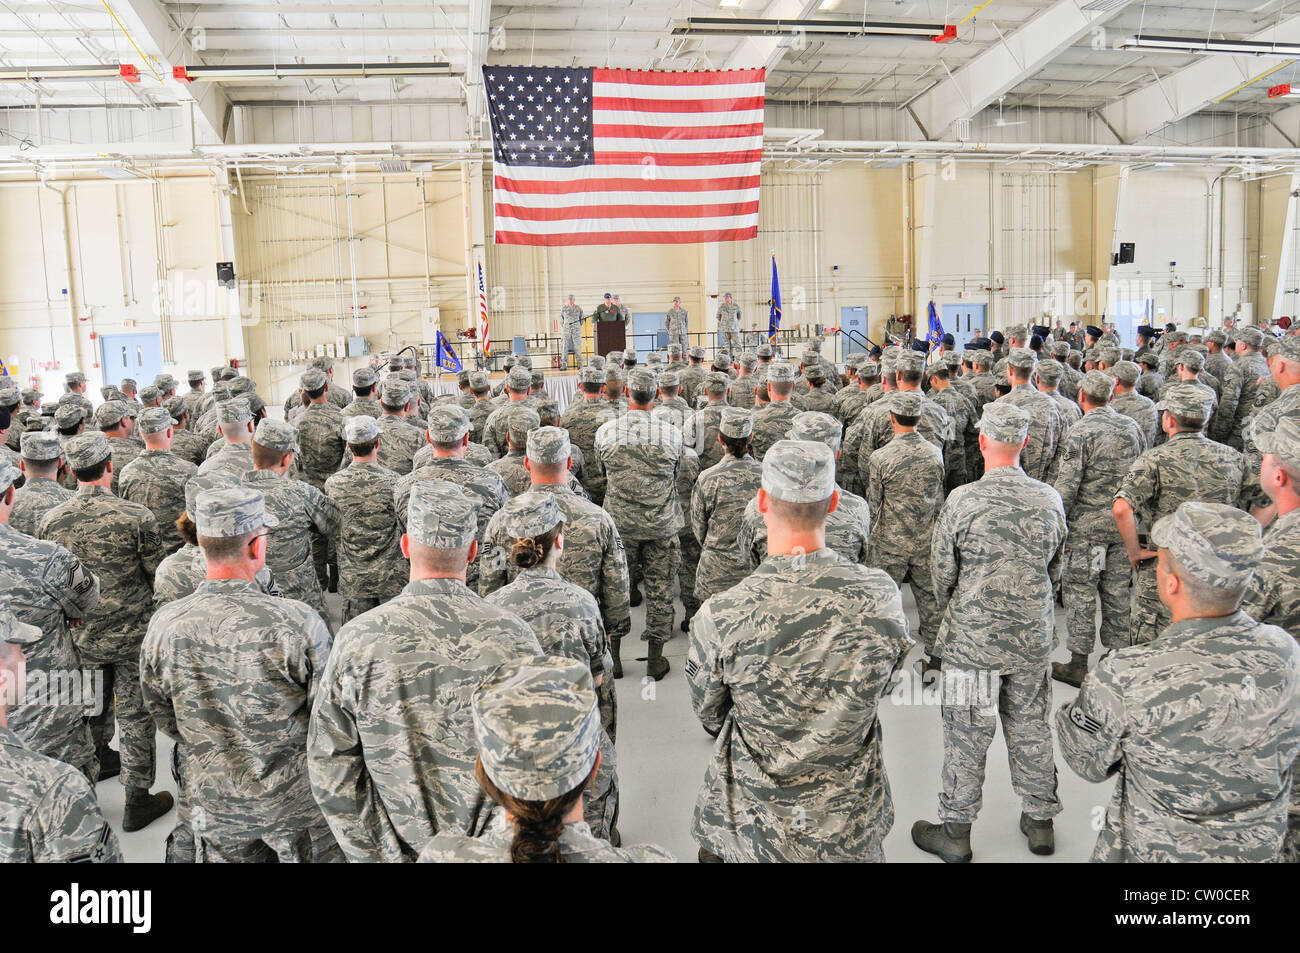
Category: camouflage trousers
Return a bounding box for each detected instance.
[1129,560,1170,646]
[720,328,742,356]
[86,649,156,789]
[193,826,342,863]
[598,678,618,745]
[1062,540,1132,656]
[278,558,334,634]
[669,326,688,356]
[561,325,583,366]
[583,728,619,840]
[871,547,941,655]
[678,529,702,621]
[11,707,97,785]
[939,665,1062,824]
[626,535,681,643]
[342,597,381,624]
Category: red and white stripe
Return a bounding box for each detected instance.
[477,261,491,356]
[493,68,764,246]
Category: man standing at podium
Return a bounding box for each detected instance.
[594,293,620,324]
[717,293,743,356]
[667,296,690,355]
[560,294,585,369]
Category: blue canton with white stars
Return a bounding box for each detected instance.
[483,66,595,168]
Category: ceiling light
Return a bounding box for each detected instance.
[671,17,954,41]
[819,0,841,9]
[0,64,126,83]
[1119,35,1300,56]
[96,167,141,180]
[720,0,742,7]
[172,62,452,83]
[1079,0,1129,12]
[379,159,410,173]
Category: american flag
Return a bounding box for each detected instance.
[484,66,765,246]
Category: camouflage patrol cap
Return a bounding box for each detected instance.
[217,398,252,425]
[895,351,925,375]
[973,351,994,368]
[712,353,732,371]
[1136,351,1160,368]
[139,385,161,405]
[507,366,532,391]
[1120,347,1135,362]
[515,354,534,371]
[396,369,418,383]
[526,426,571,465]
[184,472,238,515]
[468,371,491,393]
[426,404,474,442]
[0,608,40,647]
[529,370,546,390]
[1096,347,1120,366]
[1080,369,1117,401]
[879,350,899,372]
[20,430,62,462]
[534,399,561,423]
[604,365,624,384]
[502,354,517,369]
[217,368,240,382]
[498,489,567,539]
[606,351,624,366]
[667,343,684,358]
[977,402,1030,444]
[64,431,111,470]
[788,411,839,450]
[53,403,84,429]
[94,400,135,429]
[503,405,541,447]
[626,369,657,394]
[646,352,663,366]
[254,419,299,454]
[719,407,754,439]
[0,388,18,409]
[755,343,773,358]
[886,390,924,418]
[1006,325,1029,342]
[456,370,471,385]
[659,370,680,388]
[187,369,206,383]
[767,362,795,383]
[1205,329,1227,345]
[1006,347,1036,371]
[738,351,758,370]
[300,367,329,392]
[352,366,378,389]
[858,359,880,378]
[0,463,22,493]
[941,351,962,369]
[342,414,381,444]
[762,439,836,503]
[1175,348,1206,372]
[65,370,86,384]
[1049,341,1070,358]
[623,348,638,365]
[20,388,41,403]
[308,355,334,372]
[211,382,233,402]
[1111,360,1140,385]
[844,353,865,369]
[380,377,414,407]
[210,365,227,380]
[703,371,730,393]
[1271,335,1300,362]
[154,374,177,392]
[689,346,707,360]
[1237,327,1265,349]
[137,407,177,435]
[580,366,605,386]
[1151,501,1264,590]
[194,486,280,539]
[1034,360,1063,386]
[473,655,601,802]
[406,480,479,549]
[993,370,1011,389]
[587,355,606,369]
[1156,382,1214,422]
[1257,413,1300,470]
[165,396,188,420]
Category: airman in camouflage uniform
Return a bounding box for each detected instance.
[682,371,730,471]
[370,378,424,474]
[996,348,1066,482]
[1051,371,1145,688]
[562,366,618,505]
[9,431,72,537]
[927,362,977,489]
[688,440,910,862]
[37,432,174,831]
[1211,326,1270,449]
[165,398,212,467]
[324,416,406,623]
[93,400,142,495]
[482,492,619,840]
[308,481,542,862]
[1203,328,1233,383]
[650,371,692,427]
[594,369,683,677]
[242,420,340,628]
[342,366,384,420]
[664,295,689,355]
[1240,335,1300,513]
[482,366,537,458]
[1059,502,1300,862]
[418,657,672,863]
[692,408,762,604]
[867,392,946,667]
[678,346,709,408]
[59,370,94,423]
[716,293,743,355]
[484,404,543,494]
[560,294,585,367]
[465,371,496,444]
[0,464,99,781]
[0,611,120,863]
[750,362,800,461]
[914,403,1066,863]
[1034,358,1081,430]
[1109,361,1159,451]
[141,487,336,863]
[1115,384,1246,645]
[198,398,256,479]
[674,442,703,632]
[118,407,199,557]
[292,367,346,490]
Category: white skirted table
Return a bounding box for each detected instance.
[424,373,580,413]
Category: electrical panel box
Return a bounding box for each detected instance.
[347,336,369,357]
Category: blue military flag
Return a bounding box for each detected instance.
[768,253,782,342]
[435,330,463,372]
[926,300,943,353]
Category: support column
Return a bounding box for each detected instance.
[1091,164,1129,321]
[701,242,720,350]
[1257,172,1300,322]
[907,161,938,332]
[464,161,489,366]
[213,168,246,365]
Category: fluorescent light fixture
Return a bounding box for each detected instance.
[1119,35,1300,56]
[379,159,410,173]
[173,62,452,82]
[720,0,742,7]
[819,0,841,9]
[1080,0,1129,12]
[671,17,953,40]
[0,65,123,83]
[96,167,141,180]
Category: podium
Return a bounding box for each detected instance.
[594,321,626,357]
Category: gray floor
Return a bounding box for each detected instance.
[101,582,1115,863]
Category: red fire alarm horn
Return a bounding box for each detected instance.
[173,66,192,84]
[1269,83,1293,99]
[933,25,957,43]
[120,64,141,83]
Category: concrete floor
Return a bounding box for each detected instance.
[101,582,1114,863]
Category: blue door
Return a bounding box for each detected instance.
[631,313,665,356]
[941,303,986,351]
[840,306,869,356]
[99,333,163,389]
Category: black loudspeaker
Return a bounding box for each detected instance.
[216,261,236,288]
[1117,242,1135,264]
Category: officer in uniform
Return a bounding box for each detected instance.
[308,481,542,862]
[0,609,121,863]
[418,657,672,863]
[688,439,910,862]
[914,403,1067,862]
[1114,383,1246,645]
[1050,371,1145,687]
[692,408,762,605]
[560,294,585,368]
[666,295,689,354]
[37,432,174,832]
[715,292,743,356]
[594,368,683,679]
[1059,502,1300,862]
[118,407,199,557]
[9,431,72,537]
[483,491,620,842]
[141,486,337,863]
[324,416,406,623]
